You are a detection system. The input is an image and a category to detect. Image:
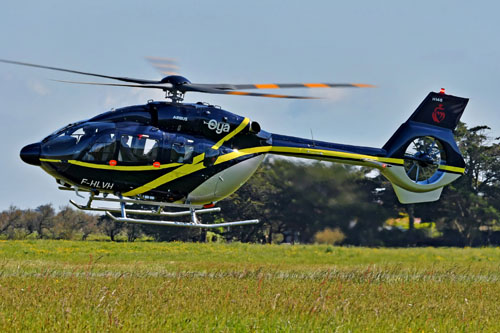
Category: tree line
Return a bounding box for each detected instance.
[1,122,499,246]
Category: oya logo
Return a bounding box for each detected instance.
[206,119,230,134]
[432,104,446,123]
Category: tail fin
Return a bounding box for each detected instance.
[381,90,469,204]
[409,90,468,129]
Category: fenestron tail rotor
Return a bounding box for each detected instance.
[0,58,375,102]
[404,136,445,184]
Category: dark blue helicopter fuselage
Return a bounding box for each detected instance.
[21,101,390,203]
[20,92,467,205]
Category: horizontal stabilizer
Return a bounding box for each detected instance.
[391,184,443,204]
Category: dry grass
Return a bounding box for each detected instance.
[0,240,499,331]
[314,227,346,245]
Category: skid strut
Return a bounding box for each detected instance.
[69,193,259,228]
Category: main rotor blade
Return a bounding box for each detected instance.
[55,80,317,99]
[185,84,319,99]
[53,79,173,89]
[192,82,376,90]
[0,59,161,85]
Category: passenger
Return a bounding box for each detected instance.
[118,135,137,162]
[145,141,159,161]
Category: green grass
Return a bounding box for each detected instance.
[0,241,499,331]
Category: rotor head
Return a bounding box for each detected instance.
[159,75,191,86]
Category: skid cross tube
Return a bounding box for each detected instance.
[105,212,260,229]
[69,199,221,217]
[69,192,259,229]
[90,196,204,209]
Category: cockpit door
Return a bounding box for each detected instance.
[116,127,163,165]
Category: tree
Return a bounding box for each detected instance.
[413,123,500,245]
[217,158,394,244]
[434,123,500,245]
[49,206,99,240]
[98,214,123,241]
[364,123,500,246]
[0,206,23,238]
[215,160,279,243]
[34,204,55,238]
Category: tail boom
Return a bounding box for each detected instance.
[266,90,468,204]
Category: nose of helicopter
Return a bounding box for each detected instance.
[20,143,41,166]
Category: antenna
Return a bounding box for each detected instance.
[310,128,316,147]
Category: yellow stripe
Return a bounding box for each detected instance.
[212,117,250,149]
[214,146,271,165]
[439,165,465,173]
[41,158,181,171]
[123,117,251,196]
[40,158,61,163]
[41,125,463,198]
[270,146,464,173]
[268,146,405,165]
[192,153,205,165]
[67,160,182,171]
[214,146,405,167]
[122,145,405,197]
[123,162,206,196]
[42,147,405,169]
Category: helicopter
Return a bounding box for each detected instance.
[1,59,468,228]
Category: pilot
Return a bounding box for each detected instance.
[85,133,115,161]
[70,126,97,159]
[79,125,97,143]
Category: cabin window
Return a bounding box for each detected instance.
[82,133,117,162]
[170,140,194,163]
[118,134,159,163]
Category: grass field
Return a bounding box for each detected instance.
[0,241,499,332]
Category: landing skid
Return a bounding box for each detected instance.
[68,192,259,229]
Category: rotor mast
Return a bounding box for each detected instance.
[164,88,185,103]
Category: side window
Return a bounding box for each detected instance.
[118,134,159,164]
[203,147,220,167]
[170,138,194,164]
[82,134,117,162]
[194,142,220,167]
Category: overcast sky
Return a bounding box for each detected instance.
[0,1,498,210]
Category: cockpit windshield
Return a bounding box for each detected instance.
[41,122,116,160]
[42,120,87,143]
